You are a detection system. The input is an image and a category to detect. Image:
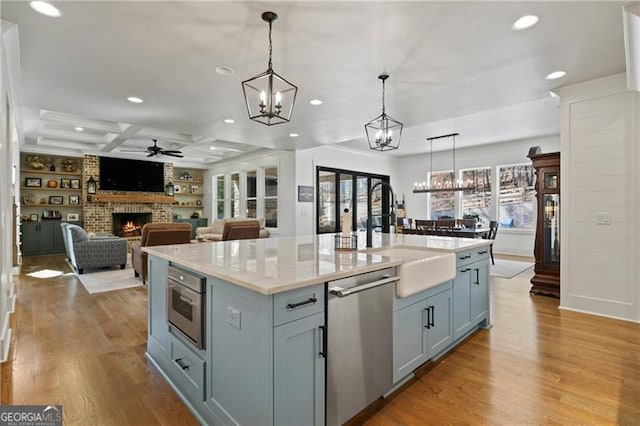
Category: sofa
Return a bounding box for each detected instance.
[131,222,192,284]
[65,224,128,274]
[196,218,269,241]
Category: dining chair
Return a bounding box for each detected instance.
[436,219,455,236]
[457,218,477,230]
[483,220,500,264]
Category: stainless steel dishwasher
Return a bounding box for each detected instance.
[326,267,398,426]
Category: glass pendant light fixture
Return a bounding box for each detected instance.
[242,11,298,126]
[365,73,403,151]
[413,133,478,193]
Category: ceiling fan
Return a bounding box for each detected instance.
[121,139,184,158]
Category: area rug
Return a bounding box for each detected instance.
[490,259,534,279]
[74,264,143,294]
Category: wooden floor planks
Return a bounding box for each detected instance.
[2,254,639,425]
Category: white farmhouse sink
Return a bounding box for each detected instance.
[366,247,456,298]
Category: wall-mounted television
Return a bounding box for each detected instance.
[99,156,165,192]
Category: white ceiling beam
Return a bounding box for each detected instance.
[101,125,144,152]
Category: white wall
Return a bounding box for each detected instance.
[204,149,296,236]
[294,144,398,236]
[557,73,640,323]
[0,21,22,366]
[393,136,560,256]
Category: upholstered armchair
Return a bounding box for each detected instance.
[65,224,128,274]
[131,222,192,284]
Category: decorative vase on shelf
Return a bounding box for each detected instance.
[47,179,58,188]
[50,164,56,172]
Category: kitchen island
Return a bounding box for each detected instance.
[144,232,492,425]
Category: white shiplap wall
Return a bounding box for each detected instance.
[557,73,640,322]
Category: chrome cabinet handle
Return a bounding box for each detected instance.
[329,276,399,297]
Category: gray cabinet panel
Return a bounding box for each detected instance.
[471,261,490,324]
[22,220,82,256]
[426,289,453,357]
[393,300,428,383]
[453,266,473,340]
[274,312,325,426]
[174,218,208,239]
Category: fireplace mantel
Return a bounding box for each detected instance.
[87,194,175,204]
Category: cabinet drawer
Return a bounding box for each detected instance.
[169,334,206,401]
[456,247,490,267]
[273,284,325,327]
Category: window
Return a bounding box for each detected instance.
[316,167,390,234]
[230,173,240,218]
[215,175,225,219]
[264,167,278,228]
[246,170,257,218]
[429,171,455,219]
[461,167,492,225]
[498,164,535,229]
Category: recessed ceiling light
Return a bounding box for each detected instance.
[74,127,84,132]
[548,90,559,98]
[30,1,62,17]
[309,99,323,106]
[209,146,216,150]
[289,133,299,138]
[545,71,566,80]
[512,15,539,30]
[215,66,234,76]
[223,118,235,124]
[127,96,144,103]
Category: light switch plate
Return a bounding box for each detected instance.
[596,212,612,225]
[226,306,241,329]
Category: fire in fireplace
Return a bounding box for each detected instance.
[112,213,152,237]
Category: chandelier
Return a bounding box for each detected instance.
[413,133,478,193]
[241,11,298,126]
[365,74,403,151]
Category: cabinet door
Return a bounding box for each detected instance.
[51,222,65,253]
[274,312,325,426]
[147,257,170,358]
[452,266,473,340]
[393,300,428,384]
[21,222,54,255]
[471,261,490,324]
[426,289,452,358]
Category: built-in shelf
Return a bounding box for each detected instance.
[22,204,83,208]
[21,187,82,192]
[22,169,82,177]
[87,194,175,204]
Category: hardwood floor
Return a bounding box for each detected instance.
[3,255,639,425]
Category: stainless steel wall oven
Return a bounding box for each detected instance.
[167,265,205,349]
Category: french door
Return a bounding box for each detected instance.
[316,167,390,234]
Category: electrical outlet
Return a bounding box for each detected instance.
[226,306,241,329]
[596,212,612,225]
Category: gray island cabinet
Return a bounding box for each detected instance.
[144,234,492,425]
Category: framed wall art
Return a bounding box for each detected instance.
[60,178,71,189]
[48,196,64,205]
[70,179,81,189]
[69,195,80,205]
[25,177,41,187]
[66,213,79,221]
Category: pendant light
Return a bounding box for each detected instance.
[413,133,477,193]
[242,11,298,126]
[365,73,403,151]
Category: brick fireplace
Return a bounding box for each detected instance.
[82,155,174,240]
[112,212,153,237]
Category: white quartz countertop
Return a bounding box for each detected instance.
[143,231,492,295]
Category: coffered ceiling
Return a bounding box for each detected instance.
[2,1,627,167]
